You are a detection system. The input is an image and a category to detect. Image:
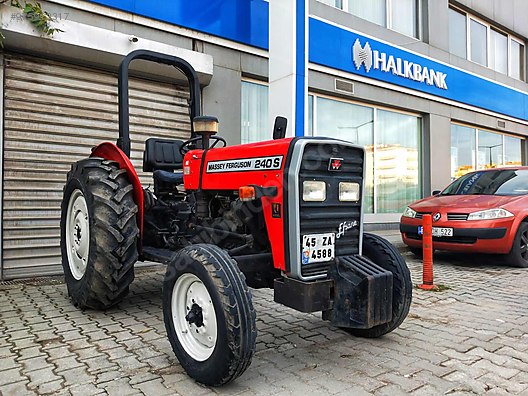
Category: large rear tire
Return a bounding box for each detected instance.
[504,222,528,268]
[60,158,139,310]
[163,244,257,386]
[343,233,412,338]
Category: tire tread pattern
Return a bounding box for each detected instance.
[61,157,139,310]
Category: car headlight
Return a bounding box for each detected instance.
[402,206,417,218]
[303,181,326,202]
[339,182,360,202]
[467,208,514,220]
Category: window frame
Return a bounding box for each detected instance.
[450,121,525,179]
[450,5,525,81]
[320,0,420,39]
[309,92,423,214]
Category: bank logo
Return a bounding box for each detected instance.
[353,39,372,72]
[351,38,448,90]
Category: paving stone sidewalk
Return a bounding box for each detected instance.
[1,239,527,395]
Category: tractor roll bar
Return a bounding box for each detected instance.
[117,49,202,157]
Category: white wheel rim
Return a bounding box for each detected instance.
[65,189,90,280]
[172,273,218,361]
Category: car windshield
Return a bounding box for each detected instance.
[441,169,528,196]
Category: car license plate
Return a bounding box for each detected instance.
[302,233,335,265]
[418,226,453,237]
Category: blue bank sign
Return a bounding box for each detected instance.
[352,39,448,90]
[310,18,528,121]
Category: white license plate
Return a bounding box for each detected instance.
[418,226,454,237]
[302,233,335,265]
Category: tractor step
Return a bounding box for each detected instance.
[323,255,393,329]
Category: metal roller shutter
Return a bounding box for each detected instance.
[2,54,191,279]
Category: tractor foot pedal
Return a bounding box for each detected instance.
[323,255,393,329]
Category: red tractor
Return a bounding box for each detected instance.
[60,50,412,386]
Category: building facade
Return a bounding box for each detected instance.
[0,0,527,278]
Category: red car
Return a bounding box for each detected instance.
[400,167,528,268]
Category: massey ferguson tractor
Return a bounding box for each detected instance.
[60,50,412,386]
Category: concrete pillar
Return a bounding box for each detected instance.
[425,113,452,194]
[268,0,308,137]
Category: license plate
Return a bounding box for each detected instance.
[418,226,453,237]
[302,233,335,265]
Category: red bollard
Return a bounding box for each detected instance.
[418,214,437,290]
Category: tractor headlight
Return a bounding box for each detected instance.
[467,208,514,221]
[402,206,417,218]
[303,181,326,202]
[339,182,360,202]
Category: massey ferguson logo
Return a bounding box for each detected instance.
[352,39,448,90]
[329,158,343,171]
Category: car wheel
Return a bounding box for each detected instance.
[505,222,528,268]
[409,247,423,257]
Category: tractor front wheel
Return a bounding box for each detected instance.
[343,233,412,338]
[60,158,139,310]
[163,244,257,386]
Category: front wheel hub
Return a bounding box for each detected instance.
[172,274,218,361]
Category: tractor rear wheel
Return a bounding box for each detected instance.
[343,233,412,338]
[60,158,139,310]
[163,244,257,386]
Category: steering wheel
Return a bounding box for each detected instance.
[179,135,227,155]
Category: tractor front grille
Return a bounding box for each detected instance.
[298,142,363,278]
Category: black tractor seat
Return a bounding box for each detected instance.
[143,138,184,172]
[153,170,184,184]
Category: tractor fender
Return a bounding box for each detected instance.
[91,142,144,240]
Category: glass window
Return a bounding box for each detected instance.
[391,0,417,37]
[504,135,522,166]
[478,130,502,169]
[511,40,525,80]
[449,8,467,58]
[470,19,488,66]
[376,110,421,213]
[314,97,375,213]
[320,0,343,8]
[308,95,313,135]
[241,81,269,144]
[442,169,528,196]
[451,124,476,179]
[348,0,386,27]
[312,97,421,214]
[490,29,508,74]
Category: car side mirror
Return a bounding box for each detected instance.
[432,190,441,196]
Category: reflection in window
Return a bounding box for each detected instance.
[511,40,525,80]
[376,110,421,213]
[451,124,476,179]
[490,29,508,74]
[470,19,488,66]
[315,97,375,213]
[449,8,466,58]
[391,0,417,37]
[348,0,386,27]
[504,136,522,167]
[478,130,502,169]
[449,7,525,81]
[451,123,524,180]
[313,96,421,214]
[241,81,269,144]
